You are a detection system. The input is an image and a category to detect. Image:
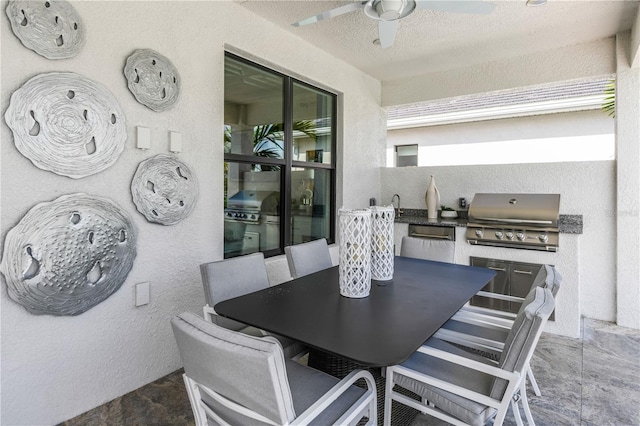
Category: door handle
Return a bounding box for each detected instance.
[487,266,507,272]
[513,269,532,275]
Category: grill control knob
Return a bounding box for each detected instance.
[505,231,514,240]
[539,234,549,243]
[250,214,256,220]
[495,231,504,239]
[242,213,248,219]
[516,232,525,241]
[475,229,484,238]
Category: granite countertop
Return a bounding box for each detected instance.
[394,209,583,234]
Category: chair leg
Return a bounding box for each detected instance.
[527,365,542,397]
[383,369,394,426]
[511,397,524,426]
[183,374,208,426]
[520,380,536,425]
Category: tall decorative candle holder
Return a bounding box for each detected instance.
[370,205,395,281]
[338,208,372,298]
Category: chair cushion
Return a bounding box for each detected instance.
[286,359,367,425]
[171,312,295,424]
[285,238,333,279]
[490,287,555,400]
[400,236,455,263]
[394,338,497,426]
[200,253,270,330]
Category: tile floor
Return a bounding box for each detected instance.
[61,318,640,426]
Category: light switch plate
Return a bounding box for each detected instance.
[136,126,151,150]
[169,131,182,153]
[135,282,150,306]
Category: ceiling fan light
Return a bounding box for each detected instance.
[366,0,416,21]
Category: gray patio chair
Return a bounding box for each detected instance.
[285,238,333,279]
[384,286,555,426]
[438,264,562,397]
[400,235,455,263]
[171,312,377,426]
[200,252,306,359]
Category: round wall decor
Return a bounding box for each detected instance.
[0,193,137,316]
[5,0,85,59]
[131,154,198,225]
[124,49,180,111]
[4,72,127,179]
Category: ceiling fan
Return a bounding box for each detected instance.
[291,0,496,48]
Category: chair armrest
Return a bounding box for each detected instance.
[451,309,514,329]
[392,345,519,410]
[417,345,514,381]
[293,369,377,426]
[433,328,505,354]
[203,304,216,323]
[475,291,524,303]
[458,304,518,321]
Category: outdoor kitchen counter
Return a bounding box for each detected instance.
[394,209,583,234]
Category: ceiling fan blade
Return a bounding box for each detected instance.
[292,2,366,27]
[416,0,496,14]
[378,20,398,48]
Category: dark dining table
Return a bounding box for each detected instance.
[215,256,496,367]
[215,256,496,424]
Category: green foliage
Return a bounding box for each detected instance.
[602,79,615,118]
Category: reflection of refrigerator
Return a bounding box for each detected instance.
[470,257,510,312]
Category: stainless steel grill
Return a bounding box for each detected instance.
[466,193,560,252]
[224,190,279,224]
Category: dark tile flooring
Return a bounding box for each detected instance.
[61,319,640,426]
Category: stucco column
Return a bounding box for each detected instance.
[615,32,640,329]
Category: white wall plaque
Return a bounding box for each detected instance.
[131,154,198,225]
[4,72,127,179]
[5,0,85,59]
[0,193,137,316]
[124,49,180,112]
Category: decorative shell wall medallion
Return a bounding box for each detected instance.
[5,0,85,59]
[0,193,137,316]
[4,72,127,179]
[131,154,198,225]
[124,49,180,111]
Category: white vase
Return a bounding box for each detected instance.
[425,175,440,219]
[338,208,372,298]
[370,205,395,281]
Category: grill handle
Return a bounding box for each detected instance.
[410,232,452,240]
[472,217,553,225]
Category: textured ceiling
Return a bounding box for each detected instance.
[236,0,639,81]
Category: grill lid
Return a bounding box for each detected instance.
[468,193,560,228]
[227,190,279,211]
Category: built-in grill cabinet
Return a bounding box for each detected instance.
[470,257,554,320]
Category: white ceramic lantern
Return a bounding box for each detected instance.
[338,208,372,298]
[370,205,395,281]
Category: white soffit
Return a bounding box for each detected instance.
[386,77,614,129]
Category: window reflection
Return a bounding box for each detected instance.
[224,162,281,258]
[290,168,331,244]
[292,83,333,164]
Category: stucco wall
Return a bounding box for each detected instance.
[0,1,385,424]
